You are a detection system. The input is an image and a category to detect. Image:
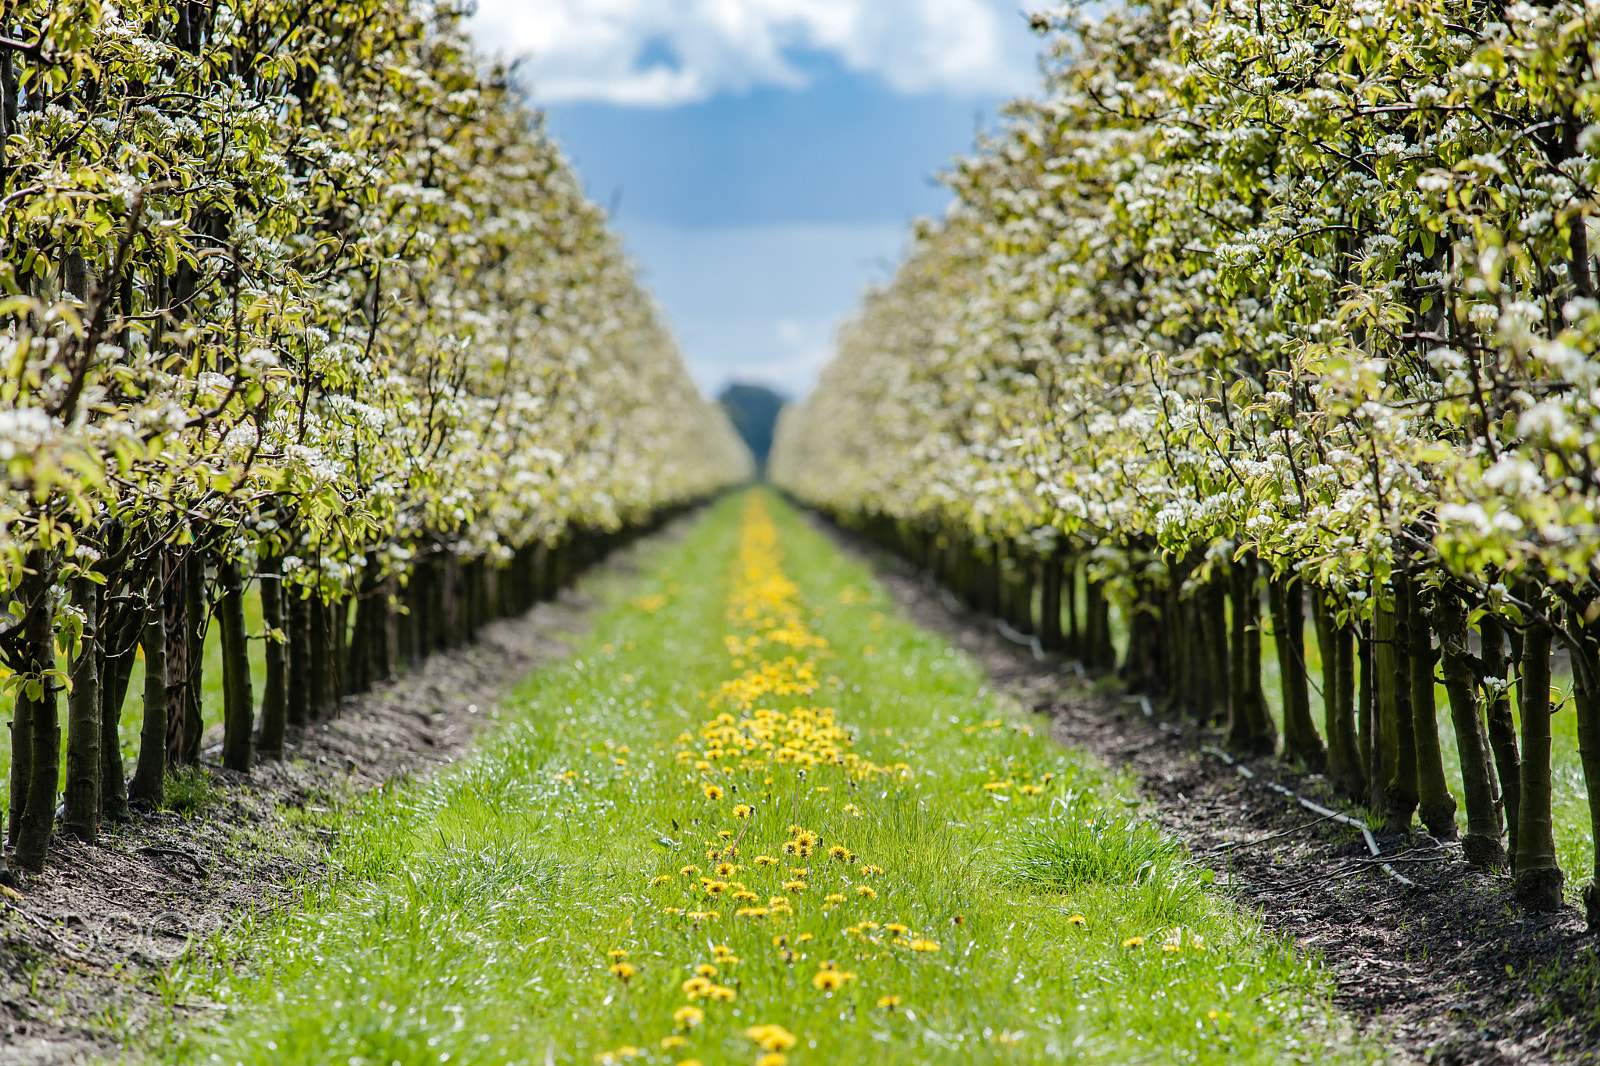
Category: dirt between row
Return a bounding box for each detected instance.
[0,527,657,1064]
[842,536,1600,1066]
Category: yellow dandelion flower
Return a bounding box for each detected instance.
[649,875,673,888]
[707,984,736,1001]
[860,864,884,876]
[716,863,740,877]
[735,906,770,917]
[703,881,728,897]
[744,1024,798,1052]
[843,804,862,816]
[660,1035,687,1050]
[884,923,910,936]
[828,845,850,862]
[1067,914,1087,927]
[811,968,856,992]
[756,1054,787,1066]
[783,880,807,894]
[789,867,809,878]
[686,910,720,923]
[876,994,902,1010]
[732,890,760,903]
[713,944,735,956]
[734,804,754,819]
[824,893,845,904]
[702,784,724,801]
[608,948,629,959]
[755,855,780,866]
[718,830,734,840]
[772,935,788,948]
[796,933,813,943]
[909,938,941,952]
[781,841,799,856]
[681,976,712,999]
[674,1005,705,1029]
[679,865,702,878]
[855,885,877,899]
[1123,936,1146,949]
[694,963,718,978]
[609,962,636,980]
[663,906,684,915]
[1020,784,1043,796]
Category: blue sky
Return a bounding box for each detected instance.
[470,1,1045,398]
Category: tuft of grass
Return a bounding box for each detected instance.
[1003,807,1185,891]
[162,767,223,817]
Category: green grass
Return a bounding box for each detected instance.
[154,491,1368,1066]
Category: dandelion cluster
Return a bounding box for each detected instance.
[607,496,936,1060]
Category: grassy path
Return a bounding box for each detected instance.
[165,491,1366,1065]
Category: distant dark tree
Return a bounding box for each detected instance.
[718,383,786,474]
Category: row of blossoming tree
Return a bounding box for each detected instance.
[0,0,751,879]
[772,0,1600,926]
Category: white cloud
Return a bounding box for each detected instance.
[470,0,1040,105]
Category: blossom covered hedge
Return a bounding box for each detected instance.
[773,0,1600,923]
[0,0,749,871]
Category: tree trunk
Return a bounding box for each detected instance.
[163,552,189,769]
[309,591,330,720]
[1313,589,1364,797]
[1228,556,1274,755]
[16,558,60,872]
[182,551,205,765]
[8,689,33,849]
[1513,621,1564,911]
[1202,573,1229,726]
[1189,574,1222,724]
[373,576,393,683]
[330,596,347,711]
[1481,614,1520,860]
[1039,553,1063,652]
[258,553,286,756]
[1362,619,1384,813]
[1271,574,1325,770]
[1436,592,1504,865]
[218,558,254,774]
[1376,589,1417,832]
[129,589,167,809]
[1011,554,1035,635]
[1405,578,1457,838]
[63,576,102,842]
[98,590,137,822]
[287,586,310,728]
[1570,608,1600,931]
[1086,578,1113,671]
[1065,554,1082,657]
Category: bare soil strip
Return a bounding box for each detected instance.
[0,534,665,1064]
[847,540,1600,1066]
